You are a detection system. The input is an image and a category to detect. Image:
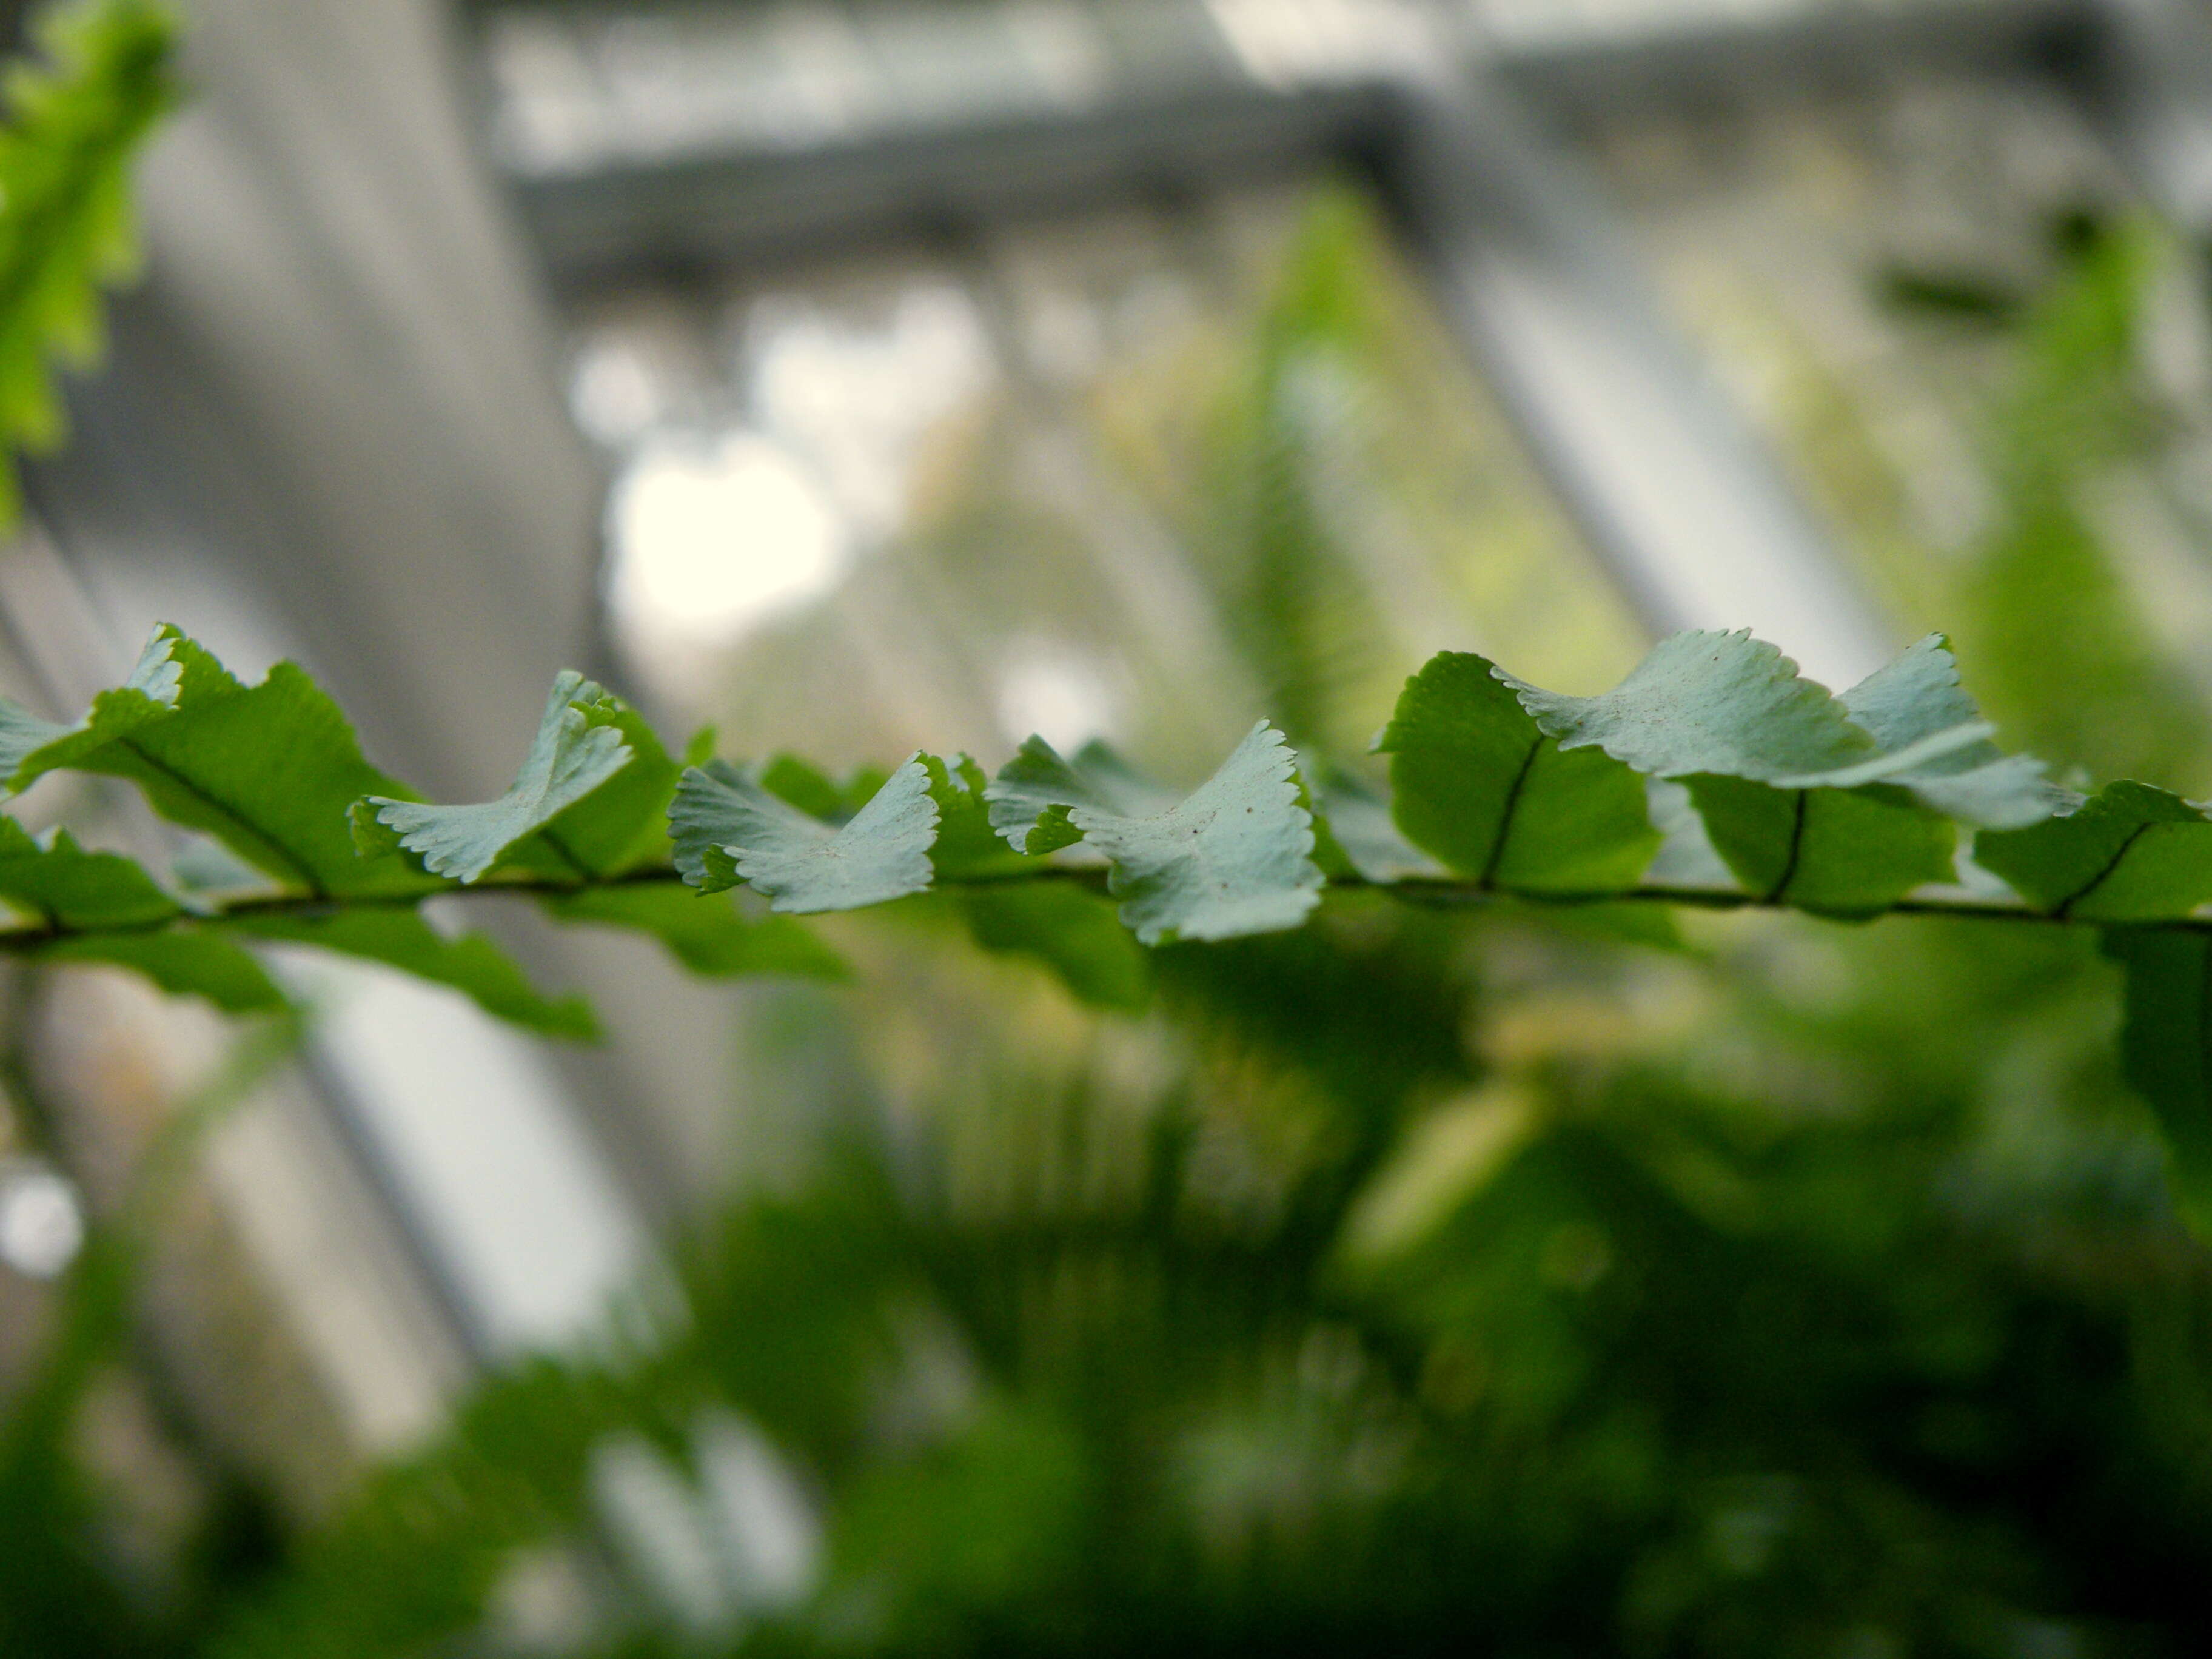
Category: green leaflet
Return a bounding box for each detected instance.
[0,813,283,1009]
[356,671,635,886]
[986,723,1322,945]
[1507,631,2046,914]
[756,754,884,822]
[1643,778,1735,890]
[669,756,940,914]
[671,748,1131,991]
[1836,635,2056,830]
[925,753,1029,880]
[522,695,688,879]
[543,885,848,982]
[1510,631,1876,782]
[668,760,744,892]
[223,909,598,1041]
[0,628,181,785]
[0,773,587,1031]
[990,739,1134,857]
[1683,776,1955,918]
[0,0,177,524]
[1511,631,2038,808]
[2101,928,2212,1237]
[1300,769,1445,886]
[1294,769,1357,883]
[0,815,178,930]
[14,628,435,899]
[41,928,285,1013]
[1974,783,2212,922]
[1376,651,1657,893]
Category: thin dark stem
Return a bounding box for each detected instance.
[0,860,2203,956]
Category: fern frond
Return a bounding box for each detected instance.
[8,623,2212,1232]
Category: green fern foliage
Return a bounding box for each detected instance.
[17,622,2212,1226]
[0,627,842,1028]
[1976,780,2212,922]
[355,671,642,885]
[984,721,1322,944]
[13,628,440,898]
[2102,927,2212,1242]
[669,753,942,912]
[0,620,179,778]
[0,0,175,525]
[1376,651,1655,894]
[0,620,2135,964]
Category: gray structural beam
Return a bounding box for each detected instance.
[32,0,601,798]
[1378,78,1898,688]
[15,0,716,1415]
[521,81,1393,292]
[1486,0,2093,118]
[2080,0,2212,235]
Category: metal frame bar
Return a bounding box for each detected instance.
[1486,0,2094,118]
[520,81,1395,290]
[504,0,2099,294]
[1375,76,1898,685]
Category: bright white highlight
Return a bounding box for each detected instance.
[570,335,668,445]
[0,1164,84,1280]
[748,283,995,538]
[301,958,649,1356]
[1205,0,1438,89]
[609,432,850,651]
[997,642,1122,754]
[593,1411,822,1639]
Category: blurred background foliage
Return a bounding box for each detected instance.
[10,114,2212,1659]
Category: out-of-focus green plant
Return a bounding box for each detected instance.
[1943,217,2210,791]
[192,912,2212,1658]
[0,1008,298,1659]
[1199,189,1393,755]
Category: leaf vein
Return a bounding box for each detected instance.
[1480,736,1543,891]
[2056,822,2151,919]
[116,735,328,899]
[1766,790,1810,905]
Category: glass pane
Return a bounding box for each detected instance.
[572,178,1648,783]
